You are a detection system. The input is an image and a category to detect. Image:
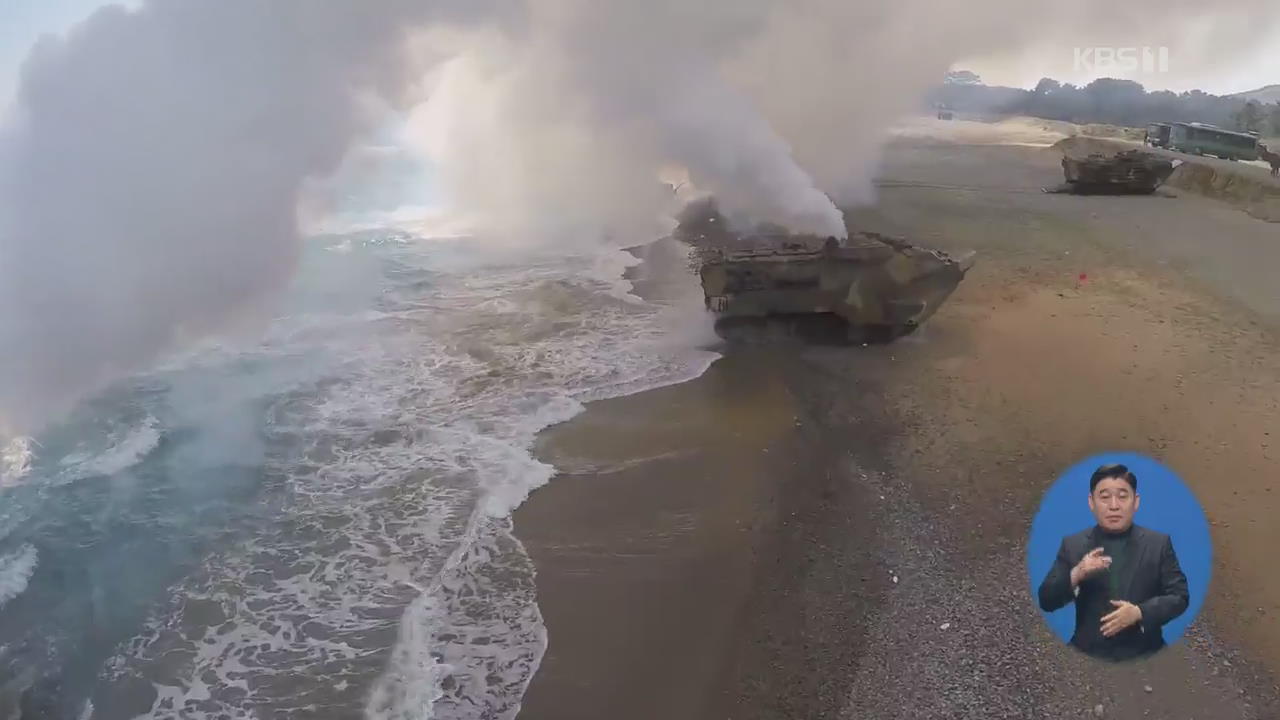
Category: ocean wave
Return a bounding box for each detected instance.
[59,415,161,480]
[361,245,719,719]
[366,516,546,720]
[89,236,719,718]
[0,544,37,609]
[0,437,36,488]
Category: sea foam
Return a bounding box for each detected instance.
[0,544,37,609]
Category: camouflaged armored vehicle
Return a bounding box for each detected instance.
[676,199,974,343]
[1057,149,1176,195]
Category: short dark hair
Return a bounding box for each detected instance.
[1090,463,1137,493]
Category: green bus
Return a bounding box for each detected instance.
[1167,122,1259,161]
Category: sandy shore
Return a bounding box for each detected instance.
[515,353,806,720]
[514,122,1280,718]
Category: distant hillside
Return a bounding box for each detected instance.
[931,75,1280,134]
[1231,84,1280,104]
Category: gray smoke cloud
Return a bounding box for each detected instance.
[2,0,1278,435]
[0,0,509,435]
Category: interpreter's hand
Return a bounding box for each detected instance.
[1101,600,1143,637]
[1070,547,1111,587]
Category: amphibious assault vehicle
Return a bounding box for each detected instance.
[676,199,974,343]
[1056,149,1177,195]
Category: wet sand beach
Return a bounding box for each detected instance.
[514,122,1280,719]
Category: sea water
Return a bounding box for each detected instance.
[0,228,716,719]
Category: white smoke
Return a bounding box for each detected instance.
[409,0,1280,242]
[2,0,1278,435]
[0,0,506,435]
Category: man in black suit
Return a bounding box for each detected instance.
[1038,464,1190,661]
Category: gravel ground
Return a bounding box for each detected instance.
[831,452,1274,720]
[726,128,1280,718]
[738,338,1280,720]
[837,460,1061,719]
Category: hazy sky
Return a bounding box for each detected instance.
[1,1,1277,105]
[960,25,1280,94]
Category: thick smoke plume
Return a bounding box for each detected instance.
[0,0,506,435]
[2,0,1278,434]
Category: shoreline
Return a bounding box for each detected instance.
[513,352,789,720]
[512,347,900,720]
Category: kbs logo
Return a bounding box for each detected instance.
[1073,47,1170,74]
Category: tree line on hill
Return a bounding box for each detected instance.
[931,71,1280,136]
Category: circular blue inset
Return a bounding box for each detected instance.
[1026,452,1212,647]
